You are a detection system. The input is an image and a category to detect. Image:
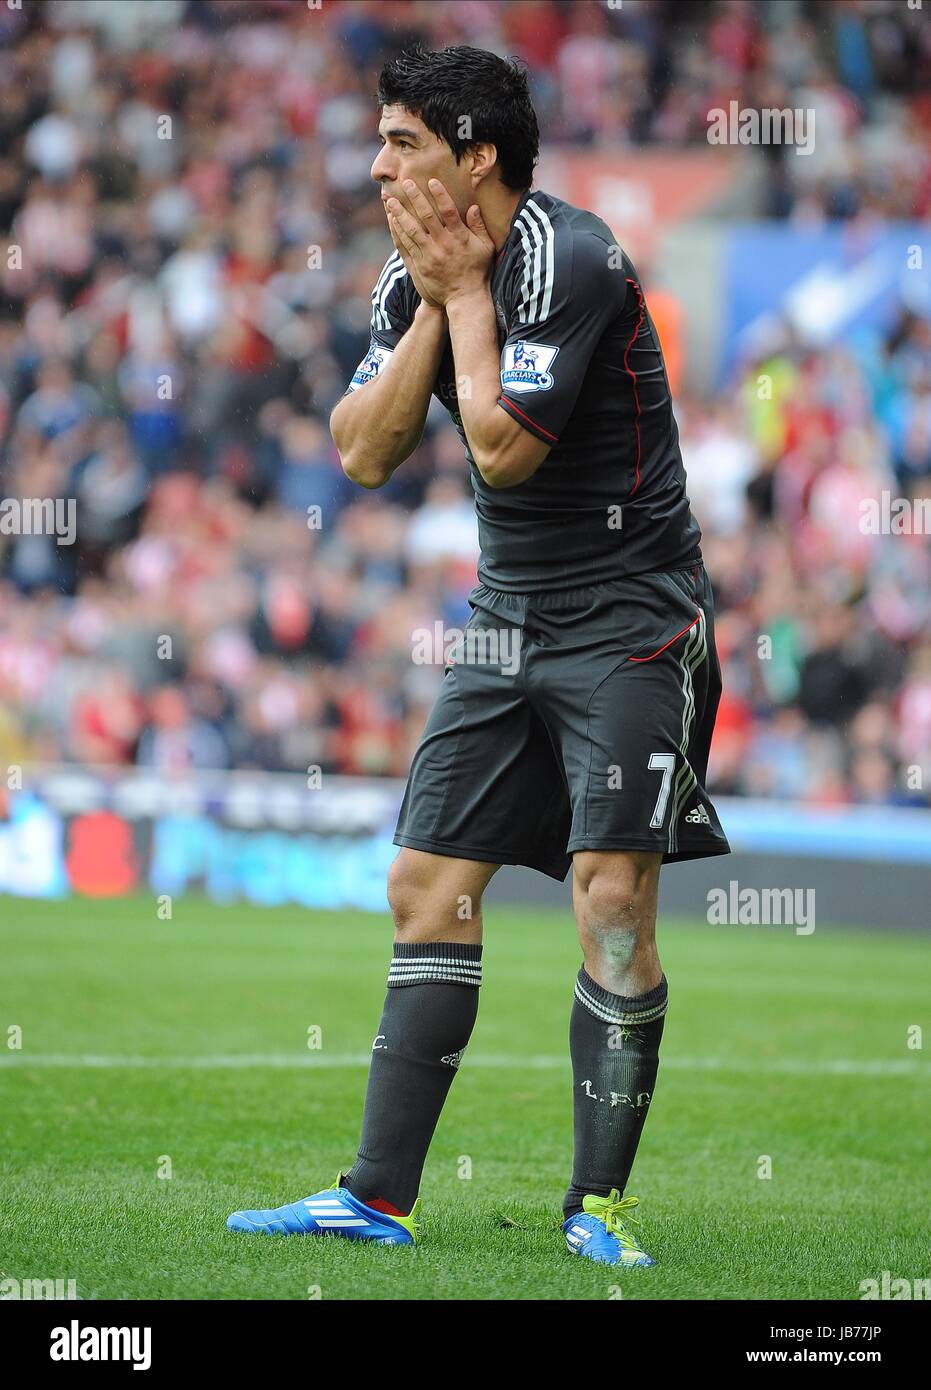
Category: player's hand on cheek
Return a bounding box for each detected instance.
[386,205,444,311]
[386,178,495,308]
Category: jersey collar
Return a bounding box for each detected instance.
[496,188,534,264]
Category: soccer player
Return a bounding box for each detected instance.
[228,44,730,1266]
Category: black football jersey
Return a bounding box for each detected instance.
[345,188,701,592]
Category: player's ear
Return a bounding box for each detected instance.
[468,142,498,186]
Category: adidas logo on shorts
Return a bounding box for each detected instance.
[684,803,711,825]
[441,1049,465,1069]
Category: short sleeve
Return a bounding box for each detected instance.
[345,252,412,393]
[497,227,623,444]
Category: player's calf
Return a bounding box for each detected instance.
[564,850,667,1260]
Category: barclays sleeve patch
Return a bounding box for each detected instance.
[348,342,394,391]
[500,340,559,393]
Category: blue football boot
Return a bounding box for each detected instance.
[227,1175,418,1246]
[563,1191,655,1267]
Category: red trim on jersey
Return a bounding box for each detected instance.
[628,613,700,663]
[624,278,646,497]
[497,396,559,443]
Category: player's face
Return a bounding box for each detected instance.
[372,105,472,221]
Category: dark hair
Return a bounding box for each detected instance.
[376,44,539,191]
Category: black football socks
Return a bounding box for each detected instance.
[563,967,668,1220]
[343,941,482,1216]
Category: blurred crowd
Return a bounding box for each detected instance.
[0,0,930,807]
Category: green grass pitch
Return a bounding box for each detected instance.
[1,893,928,1301]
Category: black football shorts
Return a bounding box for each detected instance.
[394,561,731,880]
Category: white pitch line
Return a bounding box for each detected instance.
[0,1053,925,1077]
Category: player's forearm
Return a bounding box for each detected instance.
[445,288,513,485]
[330,303,448,488]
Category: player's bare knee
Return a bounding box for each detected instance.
[386,852,422,934]
[580,850,661,917]
[575,853,659,937]
[386,849,488,942]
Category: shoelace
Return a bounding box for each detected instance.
[584,1191,643,1250]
